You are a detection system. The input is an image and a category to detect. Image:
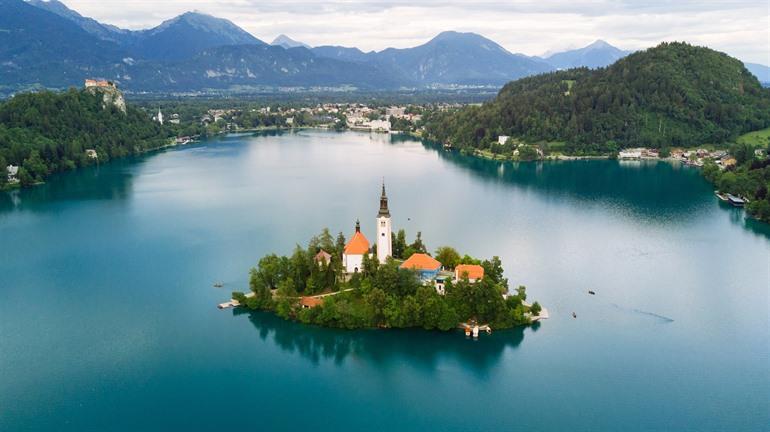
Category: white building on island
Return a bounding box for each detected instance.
[343,182,394,273]
[343,220,369,273]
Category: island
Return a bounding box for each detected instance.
[229,183,544,332]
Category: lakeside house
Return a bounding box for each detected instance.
[370,119,391,132]
[400,253,442,282]
[455,264,484,283]
[300,297,324,309]
[6,165,19,183]
[314,249,332,266]
[386,106,406,117]
[85,149,98,159]
[721,157,737,168]
[619,148,643,159]
[498,136,510,145]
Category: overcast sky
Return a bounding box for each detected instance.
[59,0,769,64]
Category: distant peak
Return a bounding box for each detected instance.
[177,10,218,21]
[586,40,618,50]
[434,31,478,40]
[271,34,309,49]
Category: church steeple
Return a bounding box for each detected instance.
[376,180,392,264]
[355,219,361,233]
[378,180,390,217]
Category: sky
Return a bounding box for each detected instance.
[57,0,769,64]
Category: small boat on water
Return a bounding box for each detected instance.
[213,282,224,288]
[715,191,729,202]
[572,312,577,318]
[726,194,746,207]
[588,290,596,295]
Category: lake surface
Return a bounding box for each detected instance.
[1,130,768,431]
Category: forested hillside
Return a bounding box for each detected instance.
[0,89,169,187]
[424,43,770,154]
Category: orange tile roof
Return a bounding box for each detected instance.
[400,253,441,271]
[455,264,484,280]
[299,297,324,308]
[344,231,370,255]
[314,249,332,262]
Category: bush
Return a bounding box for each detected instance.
[530,301,542,316]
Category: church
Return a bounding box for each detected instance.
[343,182,393,273]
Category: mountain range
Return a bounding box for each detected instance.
[2,0,767,93]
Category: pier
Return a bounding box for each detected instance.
[459,322,493,338]
[217,292,254,309]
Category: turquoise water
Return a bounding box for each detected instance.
[1,130,768,431]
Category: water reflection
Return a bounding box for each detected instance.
[395,136,713,222]
[238,309,528,374]
[0,157,140,212]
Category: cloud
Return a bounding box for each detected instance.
[60,0,770,64]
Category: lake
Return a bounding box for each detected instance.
[1,130,768,431]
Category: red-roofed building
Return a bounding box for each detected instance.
[299,297,324,309]
[400,253,442,281]
[84,79,115,89]
[455,264,484,283]
[314,249,332,266]
[343,220,370,273]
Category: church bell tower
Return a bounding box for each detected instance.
[376,181,392,263]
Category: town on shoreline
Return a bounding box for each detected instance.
[3,79,768,222]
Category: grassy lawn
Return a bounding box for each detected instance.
[474,149,509,161]
[736,127,770,148]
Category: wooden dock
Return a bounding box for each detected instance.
[217,292,255,309]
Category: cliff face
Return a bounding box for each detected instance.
[86,86,126,114]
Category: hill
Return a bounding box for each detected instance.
[0,0,129,89]
[7,1,768,93]
[424,42,770,154]
[543,40,629,69]
[25,0,136,45]
[271,35,310,49]
[311,46,372,63]
[128,44,407,91]
[340,31,553,86]
[128,12,264,61]
[23,3,262,60]
[0,87,169,187]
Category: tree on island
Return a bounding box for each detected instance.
[0,155,6,187]
[391,229,407,259]
[237,229,539,331]
[435,246,461,269]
